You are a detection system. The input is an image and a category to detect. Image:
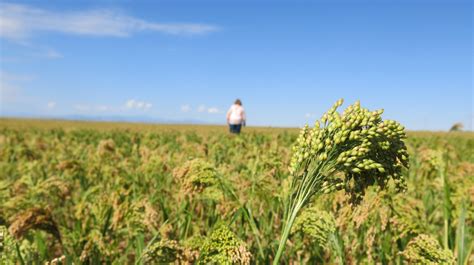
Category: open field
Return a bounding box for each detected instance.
[0,118,299,134]
[0,118,473,264]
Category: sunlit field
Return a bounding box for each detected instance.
[1,117,472,264]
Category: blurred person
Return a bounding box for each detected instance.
[226,99,246,134]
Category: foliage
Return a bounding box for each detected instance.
[0,117,472,264]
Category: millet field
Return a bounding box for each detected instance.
[0,101,473,264]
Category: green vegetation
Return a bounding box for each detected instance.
[0,106,473,264]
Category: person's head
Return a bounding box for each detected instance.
[234,99,242,106]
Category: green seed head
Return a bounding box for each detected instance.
[288,98,409,203]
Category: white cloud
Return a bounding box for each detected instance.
[305,113,312,118]
[207,107,220,114]
[197,104,206,113]
[136,101,145,109]
[73,100,151,113]
[124,99,152,110]
[47,101,56,109]
[181,104,191,112]
[0,3,220,41]
[196,104,220,114]
[125,99,135,109]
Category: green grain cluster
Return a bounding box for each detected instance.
[291,207,336,248]
[275,99,410,263]
[402,234,455,264]
[199,224,251,265]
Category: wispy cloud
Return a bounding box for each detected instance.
[124,99,152,110]
[207,107,220,114]
[195,104,220,114]
[72,100,152,114]
[0,3,220,41]
[181,104,191,112]
[46,101,56,109]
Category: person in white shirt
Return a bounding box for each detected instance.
[226,99,246,134]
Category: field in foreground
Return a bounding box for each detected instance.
[0,118,473,264]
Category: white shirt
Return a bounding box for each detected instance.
[227,104,246,125]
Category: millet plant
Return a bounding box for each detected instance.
[274,99,409,264]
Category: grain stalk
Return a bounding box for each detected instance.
[273,99,409,264]
[456,200,470,265]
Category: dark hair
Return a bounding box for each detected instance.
[234,99,242,105]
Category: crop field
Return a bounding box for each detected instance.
[0,112,473,264]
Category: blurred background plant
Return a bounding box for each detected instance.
[0,119,472,264]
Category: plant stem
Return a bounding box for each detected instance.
[456,201,466,265]
[273,202,303,265]
[441,165,451,250]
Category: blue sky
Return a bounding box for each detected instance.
[0,0,472,130]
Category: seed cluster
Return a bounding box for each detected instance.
[45,255,66,265]
[199,224,252,265]
[289,99,409,197]
[274,99,410,264]
[142,239,185,263]
[401,234,454,264]
[0,226,16,263]
[291,207,336,249]
[173,159,220,195]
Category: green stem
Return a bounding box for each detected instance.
[273,202,303,265]
[273,135,339,264]
[441,166,451,250]
[242,205,265,259]
[218,177,265,259]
